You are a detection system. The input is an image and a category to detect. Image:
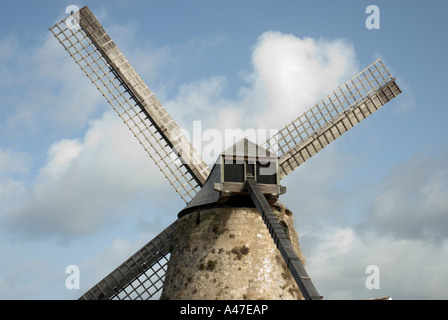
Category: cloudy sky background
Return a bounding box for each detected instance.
[0,0,447,299]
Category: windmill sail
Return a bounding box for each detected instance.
[79,221,177,300]
[263,59,401,179]
[49,6,210,203]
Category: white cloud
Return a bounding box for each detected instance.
[0,12,184,244]
[0,33,105,142]
[33,34,105,128]
[370,152,448,241]
[164,31,360,161]
[0,148,29,177]
[3,111,177,240]
[306,227,448,300]
[0,242,56,299]
[319,228,356,255]
[0,35,21,86]
[165,76,230,131]
[81,236,138,289]
[286,141,448,299]
[0,148,29,207]
[248,32,358,130]
[37,139,82,183]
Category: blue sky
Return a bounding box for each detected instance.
[0,0,447,299]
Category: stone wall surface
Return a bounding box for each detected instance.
[161,205,305,300]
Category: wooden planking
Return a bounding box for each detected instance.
[278,79,401,179]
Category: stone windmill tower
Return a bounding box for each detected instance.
[49,6,401,300]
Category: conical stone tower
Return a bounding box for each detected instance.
[161,139,305,300]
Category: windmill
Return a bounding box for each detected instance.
[49,6,401,300]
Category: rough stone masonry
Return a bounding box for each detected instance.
[161,204,305,300]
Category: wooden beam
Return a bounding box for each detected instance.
[246,178,322,300]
